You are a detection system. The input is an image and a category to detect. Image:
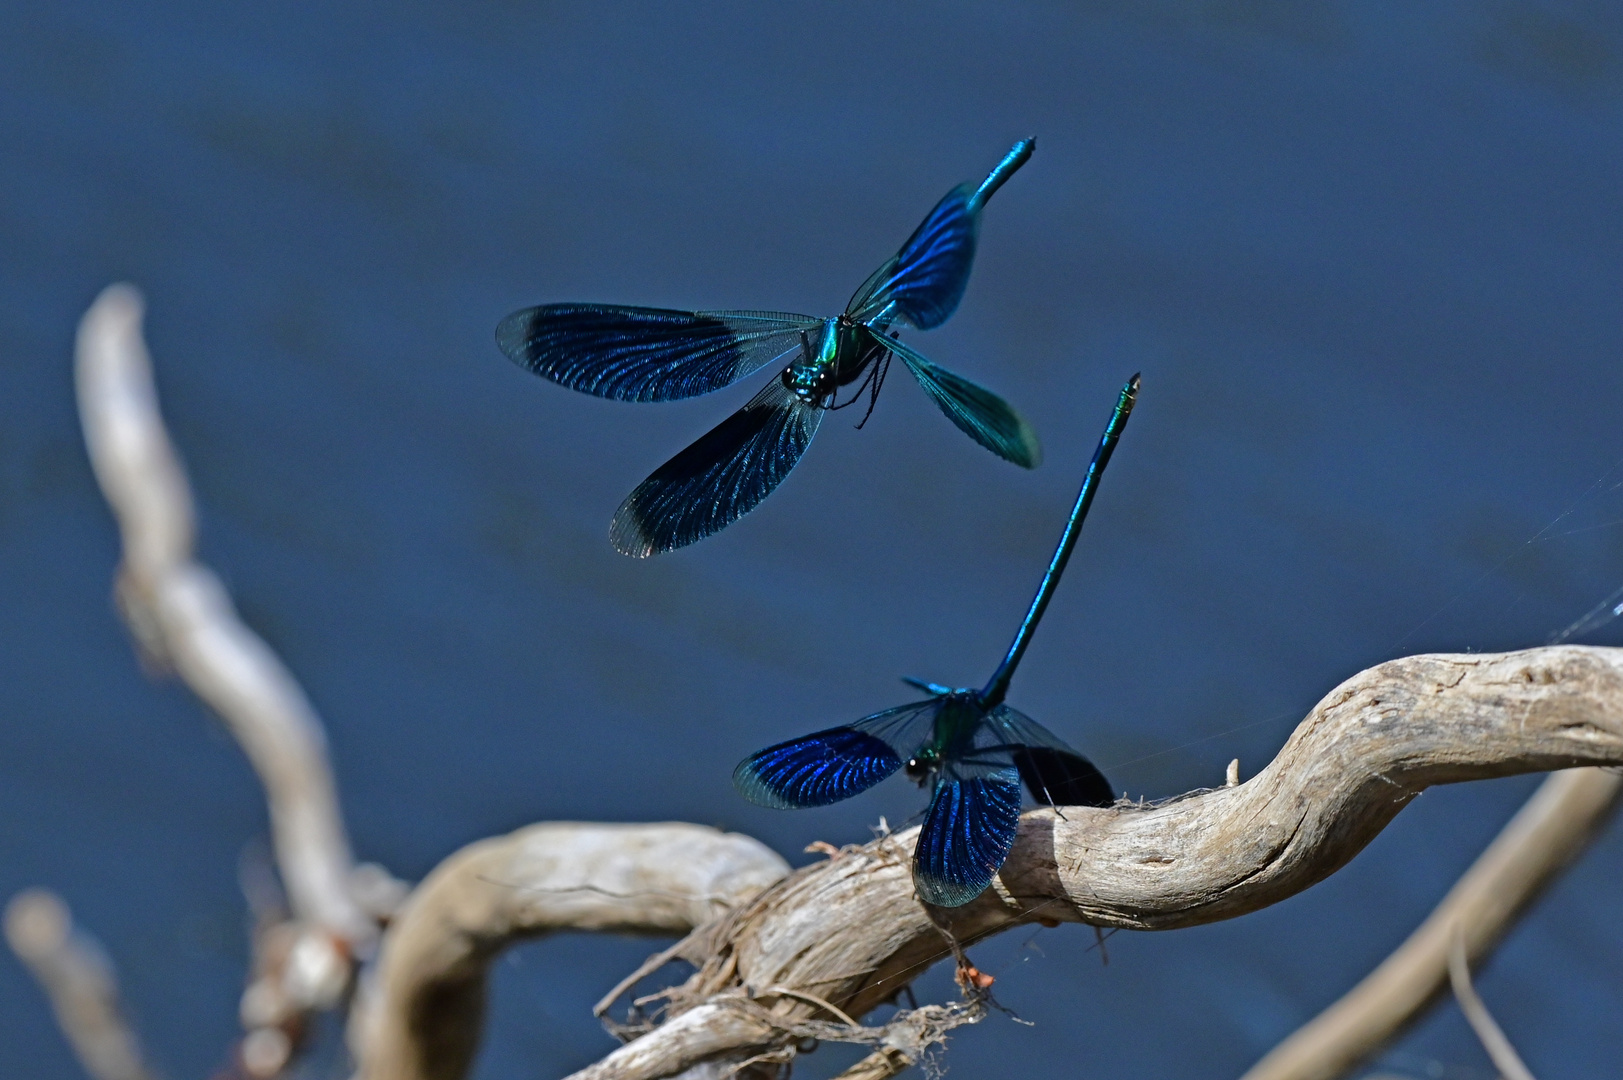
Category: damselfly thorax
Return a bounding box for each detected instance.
[779,315,888,407]
[906,690,985,786]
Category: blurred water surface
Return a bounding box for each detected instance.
[3,2,1623,1077]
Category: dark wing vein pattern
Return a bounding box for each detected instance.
[733,701,938,809]
[847,186,979,330]
[985,705,1114,808]
[912,765,1024,907]
[610,379,822,556]
[873,335,1040,468]
[497,304,818,402]
[734,728,902,809]
[1011,747,1113,808]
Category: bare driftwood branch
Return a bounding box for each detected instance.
[554,646,1623,1080]
[5,890,158,1080]
[1240,766,1620,1080]
[1449,929,1538,1080]
[349,823,789,1080]
[70,284,383,1077]
[75,284,373,954]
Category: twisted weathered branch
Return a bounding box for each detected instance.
[349,823,790,1080]
[75,283,372,949]
[1241,766,1620,1080]
[554,646,1623,1080]
[68,284,381,1077]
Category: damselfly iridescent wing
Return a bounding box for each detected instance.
[497,305,821,402]
[912,750,1024,907]
[610,378,825,557]
[733,700,940,809]
[868,332,1041,468]
[846,139,1033,331]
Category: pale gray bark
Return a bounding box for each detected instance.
[68,285,377,1076]
[349,823,790,1080]
[75,284,372,950]
[1241,766,1619,1080]
[5,890,158,1080]
[550,647,1623,1080]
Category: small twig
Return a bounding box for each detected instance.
[828,1048,912,1080]
[597,940,696,1021]
[758,986,859,1028]
[1091,925,1111,966]
[5,890,158,1080]
[1448,929,1537,1080]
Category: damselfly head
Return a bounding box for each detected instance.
[905,748,939,785]
[780,360,833,404]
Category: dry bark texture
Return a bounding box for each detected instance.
[363,646,1623,1080]
[1241,766,1620,1080]
[350,823,790,1080]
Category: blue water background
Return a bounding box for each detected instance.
[3,3,1623,1077]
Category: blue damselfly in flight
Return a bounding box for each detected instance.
[498,141,1040,556]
